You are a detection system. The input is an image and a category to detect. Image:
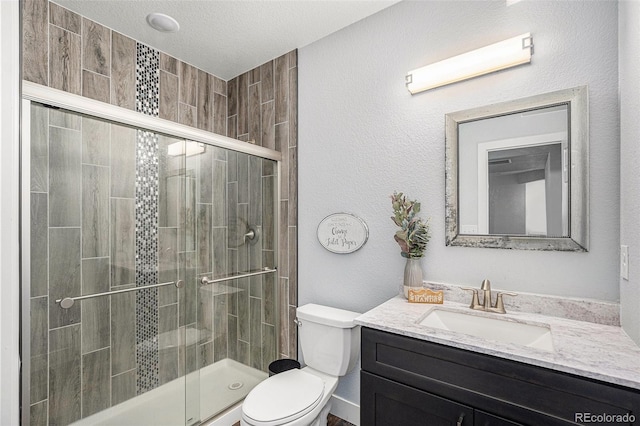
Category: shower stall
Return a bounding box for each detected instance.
[21,83,281,425]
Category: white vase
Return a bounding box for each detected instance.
[402,257,424,298]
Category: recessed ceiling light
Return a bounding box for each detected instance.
[146,13,180,33]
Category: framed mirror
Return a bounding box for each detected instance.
[445,86,588,251]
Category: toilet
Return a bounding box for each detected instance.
[241,304,361,426]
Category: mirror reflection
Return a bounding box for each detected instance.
[458,105,569,237]
[445,86,588,251]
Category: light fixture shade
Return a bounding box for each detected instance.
[167,141,205,157]
[146,13,180,33]
[406,33,533,94]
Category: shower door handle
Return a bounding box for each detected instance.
[56,280,184,309]
[200,267,277,285]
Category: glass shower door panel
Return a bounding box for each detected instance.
[159,136,199,426]
[171,139,201,425]
[26,103,192,426]
[193,147,278,421]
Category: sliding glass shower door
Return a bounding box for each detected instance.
[163,118,280,423]
[23,101,279,425]
[188,138,280,422]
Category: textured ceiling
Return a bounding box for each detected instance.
[54,0,400,80]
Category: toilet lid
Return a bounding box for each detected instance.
[243,369,324,425]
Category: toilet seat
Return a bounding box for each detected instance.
[242,369,325,426]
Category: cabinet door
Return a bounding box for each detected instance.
[475,410,522,426]
[362,371,473,426]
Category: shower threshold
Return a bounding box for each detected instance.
[71,358,267,426]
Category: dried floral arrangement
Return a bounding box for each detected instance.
[390,192,431,259]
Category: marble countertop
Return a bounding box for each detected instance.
[355,296,640,390]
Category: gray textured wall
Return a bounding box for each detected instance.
[620,0,640,346]
[299,0,619,405]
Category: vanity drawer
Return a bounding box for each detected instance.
[362,327,640,425]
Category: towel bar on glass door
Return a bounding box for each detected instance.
[56,280,184,309]
[200,267,277,285]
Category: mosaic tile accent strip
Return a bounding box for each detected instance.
[135,129,160,393]
[135,42,159,117]
[135,41,161,393]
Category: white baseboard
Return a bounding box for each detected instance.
[329,395,360,425]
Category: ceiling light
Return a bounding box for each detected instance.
[146,13,180,33]
[406,33,533,94]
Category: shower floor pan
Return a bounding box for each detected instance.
[72,358,267,426]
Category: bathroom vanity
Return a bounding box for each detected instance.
[356,296,640,425]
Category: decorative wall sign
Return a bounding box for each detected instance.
[317,213,369,254]
[408,288,444,304]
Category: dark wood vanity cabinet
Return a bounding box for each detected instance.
[360,327,640,426]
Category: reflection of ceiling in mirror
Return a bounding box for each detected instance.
[488,144,561,176]
[459,104,568,146]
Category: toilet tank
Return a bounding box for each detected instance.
[296,304,361,376]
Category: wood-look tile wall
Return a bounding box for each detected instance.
[23,0,229,135]
[227,53,298,359]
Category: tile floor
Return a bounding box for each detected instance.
[327,413,356,426]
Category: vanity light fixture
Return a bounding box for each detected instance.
[146,12,180,33]
[405,33,533,94]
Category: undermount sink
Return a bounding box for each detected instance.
[418,309,555,352]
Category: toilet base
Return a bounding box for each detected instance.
[312,401,331,426]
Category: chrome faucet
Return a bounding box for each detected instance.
[462,279,517,314]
